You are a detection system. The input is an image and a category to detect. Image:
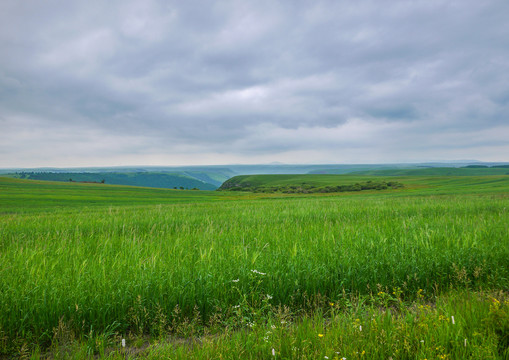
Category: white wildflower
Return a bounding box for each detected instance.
[272,348,275,356]
[266,294,273,299]
[451,315,455,324]
[251,269,266,275]
[121,339,125,348]
[232,279,240,283]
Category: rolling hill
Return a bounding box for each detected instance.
[16,172,217,190]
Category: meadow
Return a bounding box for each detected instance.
[0,175,508,358]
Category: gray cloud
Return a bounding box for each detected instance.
[1,0,509,167]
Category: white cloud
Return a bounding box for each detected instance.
[0,0,508,166]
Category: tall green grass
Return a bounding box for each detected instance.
[1,188,508,354]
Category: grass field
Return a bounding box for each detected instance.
[313,166,509,176]
[0,176,508,358]
[219,173,509,195]
[0,177,228,213]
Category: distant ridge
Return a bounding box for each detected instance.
[11,172,217,190]
[2,161,508,190]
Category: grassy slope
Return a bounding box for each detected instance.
[0,176,508,358]
[350,167,509,176]
[15,172,218,190]
[219,173,509,195]
[0,177,229,213]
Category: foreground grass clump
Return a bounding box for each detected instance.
[143,291,509,360]
[24,290,509,359]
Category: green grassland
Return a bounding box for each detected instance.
[0,177,229,214]
[0,175,508,358]
[350,167,509,176]
[308,165,509,176]
[218,173,509,195]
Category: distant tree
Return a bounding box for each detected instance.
[69,178,73,182]
[179,186,184,190]
[101,179,105,184]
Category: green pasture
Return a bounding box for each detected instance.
[0,176,508,357]
[351,166,509,176]
[219,173,509,195]
[0,177,226,213]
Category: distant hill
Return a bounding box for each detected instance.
[3,162,509,190]
[0,166,234,190]
[218,174,403,193]
[348,167,509,176]
[15,172,217,190]
[180,170,233,187]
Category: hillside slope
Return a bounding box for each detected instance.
[218,173,509,195]
[218,174,403,193]
[350,167,509,176]
[17,172,217,190]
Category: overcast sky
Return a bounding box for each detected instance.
[1,0,508,167]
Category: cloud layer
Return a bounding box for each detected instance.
[1,0,508,166]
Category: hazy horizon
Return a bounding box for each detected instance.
[2,1,509,168]
[3,159,509,172]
